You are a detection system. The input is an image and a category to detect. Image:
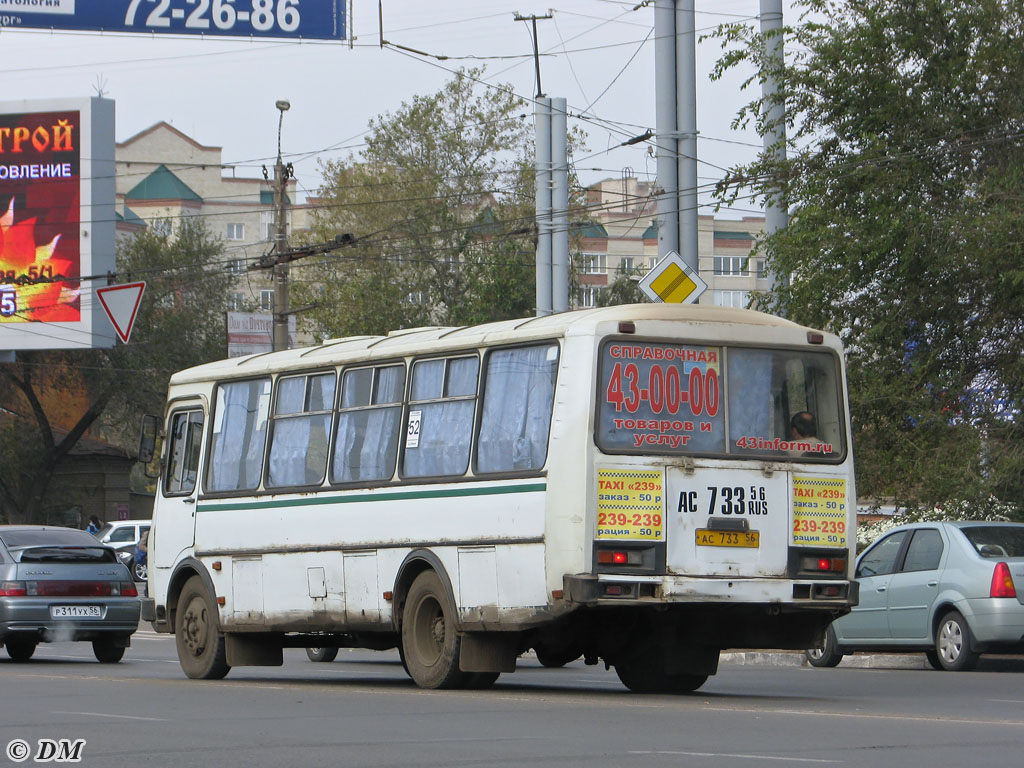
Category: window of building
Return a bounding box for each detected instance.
[714,256,748,276]
[581,253,607,274]
[227,258,246,276]
[228,293,245,311]
[260,290,275,311]
[267,372,336,488]
[207,378,272,492]
[476,344,559,473]
[618,257,635,274]
[151,218,173,236]
[227,223,245,241]
[261,211,290,241]
[714,290,749,308]
[578,285,602,308]
[403,356,479,478]
[332,364,406,484]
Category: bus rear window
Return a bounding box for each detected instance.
[597,341,845,461]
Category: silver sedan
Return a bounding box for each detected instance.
[806,521,1024,670]
[0,525,141,663]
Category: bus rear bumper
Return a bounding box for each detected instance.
[564,573,857,610]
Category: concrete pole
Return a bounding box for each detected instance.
[760,0,789,290]
[272,100,291,352]
[654,0,679,262]
[676,0,698,273]
[534,97,553,316]
[551,97,570,313]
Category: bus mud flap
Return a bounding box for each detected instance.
[459,633,517,673]
[226,633,283,667]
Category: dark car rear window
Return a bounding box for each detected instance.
[0,529,111,549]
[959,526,1024,558]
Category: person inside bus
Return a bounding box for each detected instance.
[790,411,823,454]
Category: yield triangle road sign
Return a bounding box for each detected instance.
[96,281,146,343]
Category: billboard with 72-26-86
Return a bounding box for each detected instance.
[0,1,346,40]
[0,97,116,350]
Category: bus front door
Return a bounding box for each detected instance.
[153,407,205,572]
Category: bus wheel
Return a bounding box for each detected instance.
[615,660,708,694]
[401,570,467,689]
[535,643,584,668]
[306,647,339,663]
[175,576,230,680]
[465,672,500,689]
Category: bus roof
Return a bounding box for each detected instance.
[170,304,817,385]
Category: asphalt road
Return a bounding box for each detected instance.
[2,633,1024,768]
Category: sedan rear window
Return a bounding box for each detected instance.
[959,526,1024,558]
[0,529,107,549]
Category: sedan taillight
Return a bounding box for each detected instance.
[990,562,1017,598]
[0,580,27,596]
[1,581,139,597]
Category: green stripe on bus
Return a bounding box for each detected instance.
[197,482,547,512]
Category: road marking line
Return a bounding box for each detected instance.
[53,711,167,722]
[632,751,839,763]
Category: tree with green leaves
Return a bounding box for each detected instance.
[0,219,233,523]
[293,68,554,338]
[711,0,1024,515]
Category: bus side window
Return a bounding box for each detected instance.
[332,364,405,484]
[165,409,204,496]
[403,356,478,478]
[477,344,558,473]
[266,372,336,488]
[207,378,272,492]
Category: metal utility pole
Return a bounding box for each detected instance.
[271,99,292,352]
[759,0,789,291]
[515,12,568,316]
[535,96,552,317]
[676,0,698,272]
[551,97,569,314]
[655,0,698,274]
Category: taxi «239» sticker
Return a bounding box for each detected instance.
[596,468,663,540]
[792,476,848,547]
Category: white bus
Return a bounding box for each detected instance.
[141,303,858,692]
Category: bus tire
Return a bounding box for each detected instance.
[465,672,500,689]
[535,644,584,668]
[401,570,467,689]
[306,647,339,663]
[175,576,230,680]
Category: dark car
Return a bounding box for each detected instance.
[0,526,141,663]
[806,521,1024,670]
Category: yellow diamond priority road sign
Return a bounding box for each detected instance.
[637,251,707,304]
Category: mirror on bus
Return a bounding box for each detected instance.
[138,414,160,468]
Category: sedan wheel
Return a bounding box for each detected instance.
[805,625,844,668]
[5,639,37,662]
[935,611,980,671]
[134,561,148,582]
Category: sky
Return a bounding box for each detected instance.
[0,0,776,218]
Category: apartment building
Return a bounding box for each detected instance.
[580,176,769,307]
[114,122,305,314]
